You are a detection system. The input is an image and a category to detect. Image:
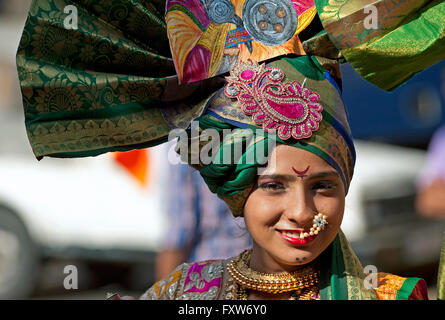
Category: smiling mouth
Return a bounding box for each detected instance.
[278,230,316,245]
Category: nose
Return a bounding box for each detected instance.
[282,189,315,227]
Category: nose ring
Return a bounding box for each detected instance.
[298,213,328,239]
[310,213,328,236]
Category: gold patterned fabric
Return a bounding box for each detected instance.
[140,260,225,300]
[17,0,217,159]
[307,0,445,91]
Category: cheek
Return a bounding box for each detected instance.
[321,197,345,232]
[243,190,281,228]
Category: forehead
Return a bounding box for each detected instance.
[263,144,334,174]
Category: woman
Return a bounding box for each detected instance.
[138,55,428,300]
[16,0,442,300]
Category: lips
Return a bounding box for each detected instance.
[278,230,315,245]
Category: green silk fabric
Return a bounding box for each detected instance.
[312,0,445,91]
[320,231,423,300]
[319,231,378,300]
[17,0,212,159]
[177,114,272,216]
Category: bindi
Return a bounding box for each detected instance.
[292,166,310,179]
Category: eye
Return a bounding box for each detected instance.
[258,181,285,192]
[312,181,337,191]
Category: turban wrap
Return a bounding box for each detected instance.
[175,55,355,216]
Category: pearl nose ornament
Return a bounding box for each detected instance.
[298,213,328,239]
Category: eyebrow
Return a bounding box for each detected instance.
[258,170,340,182]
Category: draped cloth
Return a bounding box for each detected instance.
[305,0,445,91]
[17,0,214,159]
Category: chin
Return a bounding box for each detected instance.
[274,248,317,268]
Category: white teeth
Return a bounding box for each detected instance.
[282,231,298,238]
[282,231,305,239]
[281,230,317,240]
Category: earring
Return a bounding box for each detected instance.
[309,213,328,237]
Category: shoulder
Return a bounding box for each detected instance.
[375,272,429,300]
[140,263,186,300]
[140,259,225,300]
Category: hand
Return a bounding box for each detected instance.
[416,178,445,219]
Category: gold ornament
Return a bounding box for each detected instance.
[226,250,319,299]
[307,213,328,238]
[282,213,329,239]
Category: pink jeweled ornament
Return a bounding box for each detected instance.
[224,61,323,140]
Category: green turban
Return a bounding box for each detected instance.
[173,54,354,216]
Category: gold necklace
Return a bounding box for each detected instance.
[226,250,319,300]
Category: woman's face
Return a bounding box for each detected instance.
[243,144,346,273]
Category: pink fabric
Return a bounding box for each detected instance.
[241,70,255,80]
[182,46,211,83]
[183,262,222,293]
[166,0,211,28]
[265,95,305,119]
[292,0,315,16]
[224,62,323,140]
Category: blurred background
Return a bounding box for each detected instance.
[0,0,444,300]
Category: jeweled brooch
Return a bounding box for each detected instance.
[224,61,323,140]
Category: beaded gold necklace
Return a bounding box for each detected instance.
[226,250,319,300]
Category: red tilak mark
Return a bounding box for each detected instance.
[292,166,310,179]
